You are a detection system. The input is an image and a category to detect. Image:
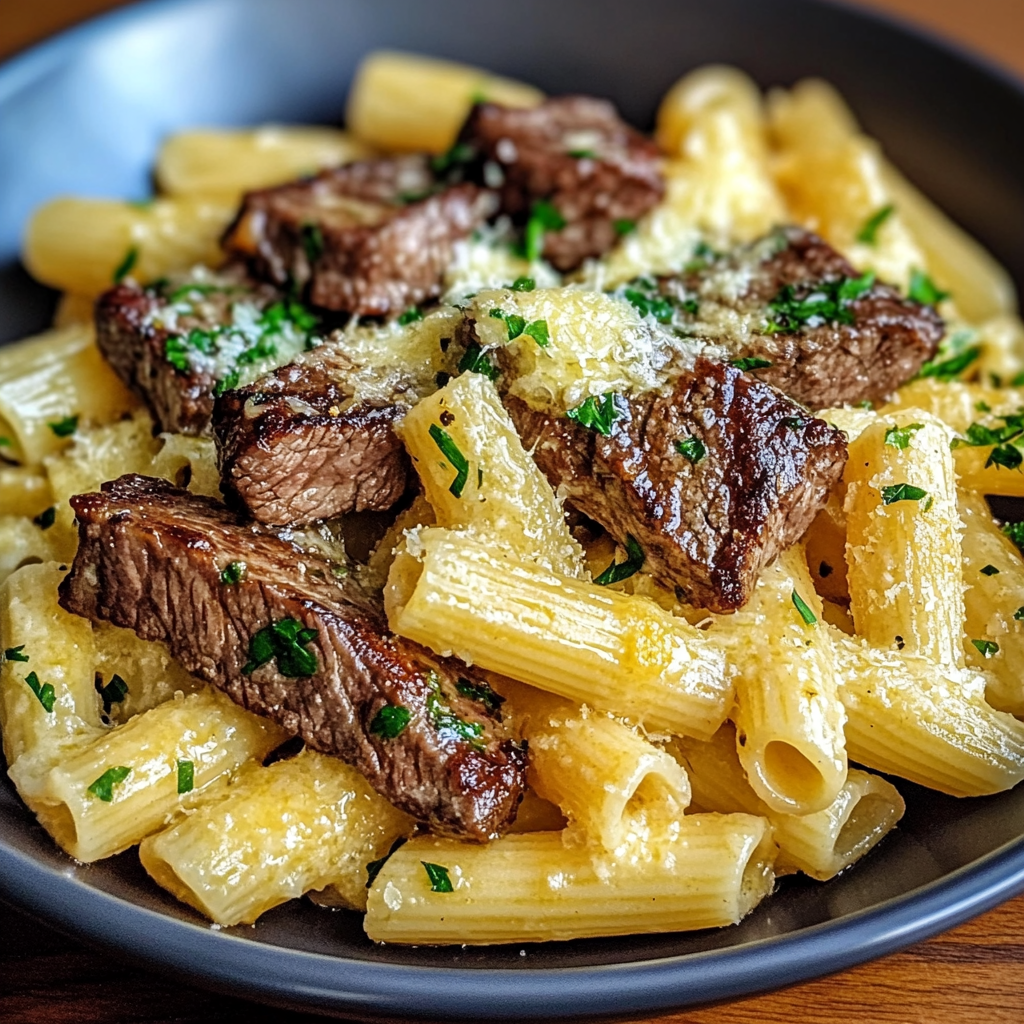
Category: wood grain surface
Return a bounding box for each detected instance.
[1,1,1024,1022]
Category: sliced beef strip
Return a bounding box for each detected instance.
[214,347,414,526]
[221,156,496,317]
[658,227,944,409]
[95,268,318,436]
[457,96,664,271]
[504,358,848,613]
[59,474,526,841]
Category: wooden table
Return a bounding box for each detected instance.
[2,1,1024,1022]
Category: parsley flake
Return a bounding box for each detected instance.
[113,246,139,284]
[243,619,319,677]
[370,704,412,739]
[98,673,129,712]
[422,861,454,893]
[87,766,131,802]
[908,270,950,306]
[623,286,677,323]
[48,415,78,438]
[568,148,598,159]
[884,423,925,450]
[428,424,470,497]
[566,393,621,436]
[614,219,637,236]
[791,590,817,625]
[917,346,981,382]
[980,564,1000,576]
[425,672,485,748]
[366,837,407,888]
[511,276,535,292]
[457,342,500,380]
[300,223,324,264]
[521,199,565,261]
[731,357,773,371]
[522,319,550,348]
[3,645,28,664]
[856,204,895,246]
[988,445,1023,471]
[674,436,706,463]
[214,370,241,396]
[455,677,504,713]
[33,506,56,530]
[24,671,55,713]
[0,436,11,447]
[1003,521,1024,554]
[398,306,423,326]
[971,639,1000,658]
[220,561,247,585]
[1015,607,1024,621]
[881,483,929,505]
[764,272,874,334]
[594,534,645,586]
[176,759,194,795]
[430,142,475,176]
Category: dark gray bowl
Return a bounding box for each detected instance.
[2,0,1024,1019]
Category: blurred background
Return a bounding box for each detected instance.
[2,0,1024,76]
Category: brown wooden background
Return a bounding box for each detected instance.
[2,1,1024,1022]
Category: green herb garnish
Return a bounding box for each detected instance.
[623,286,676,324]
[917,345,981,382]
[425,672,485,748]
[856,204,895,245]
[908,270,950,306]
[220,561,247,585]
[884,423,925,450]
[369,704,412,740]
[566,393,621,436]
[98,673,129,712]
[3,645,28,663]
[764,272,875,334]
[511,276,536,292]
[48,415,78,438]
[971,639,999,658]
[24,671,55,713]
[980,564,1000,576]
[1003,521,1024,554]
[243,619,319,677]
[365,837,407,888]
[988,445,1023,471]
[214,369,240,396]
[522,319,550,348]
[568,148,598,159]
[1015,607,1024,621]
[521,199,566,262]
[614,219,637,236]
[430,142,475,176]
[457,342,500,381]
[398,306,423,326]
[113,246,138,284]
[791,590,817,625]
[455,677,504,713]
[176,759,194,795]
[731,357,773,371]
[33,506,56,530]
[674,436,706,463]
[300,223,324,264]
[87,766,131,802]
[881,483,929,505]
[428,424,470,498]
[422,861,454,893]
[594,534,645,586]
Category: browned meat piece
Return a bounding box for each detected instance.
[505,358,847,612]
[657,227,943,408]
[214,348,412,526]
[59,475,526,840]
[457,96,664,271]
[95,269,321,435]
[222,156,495,316]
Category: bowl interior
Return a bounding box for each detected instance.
[2,0,1024,1015]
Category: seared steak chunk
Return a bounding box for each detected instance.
[95,268,322,435]
[457,97,664,271]
[222,156,495,317]
[214,309,461,526]
[656,227,943,408]
[59,475,526,840]
[505,358,847,612]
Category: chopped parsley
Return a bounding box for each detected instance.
[165,281,234,303]
[214,370,241,396]
[566,393,621,436]
[398,306,423,326]
[243,619,319,677]
[369,704,412,739]
[0,436,11,447]
[613,219,637,236]
[1015,607,1024,621]
[619,276,696,322]
[917,330,981,382]
[1003,521,1024,554]
[430,141,475,176]
[908,270,950,306]
[3,645,28,664]
[366,837,407,888]
[33,506,56,530]
[87,766,131,802]
[731,357,773,371]
[522,319,550,348]
[988,445,1023,471]
[594,534,645,586]
[428,424,470,498]
[684,240,718,273]
[764,272,875,334]
[884,423,925,450]
[300,222,324,264]
[856,204,895,246]
[457,342,500,381]
[98,673,129,712]
[425,671,485,748]
[422,861,454,893]
[568,148,598,159]
[165,337,192,373]
[674,436,706,463]
[236,336,278,366]
[24,671,55,713]
[176,759,194,795]
[880,483,929,505]
[950,409,1024,460]
[791,590,817,625]
[521,199,566,262]
[971,639,999,658]
[48,415,78,438]
[456,677,504,713]
[980,564,1000,576]
[511,276,536,292]
[489,308,549,347]
[113,246,139,284]
[220,561,247,585]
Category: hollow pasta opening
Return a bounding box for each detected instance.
[762,740,827,808]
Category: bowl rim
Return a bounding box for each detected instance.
[3,0,1024,1019]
